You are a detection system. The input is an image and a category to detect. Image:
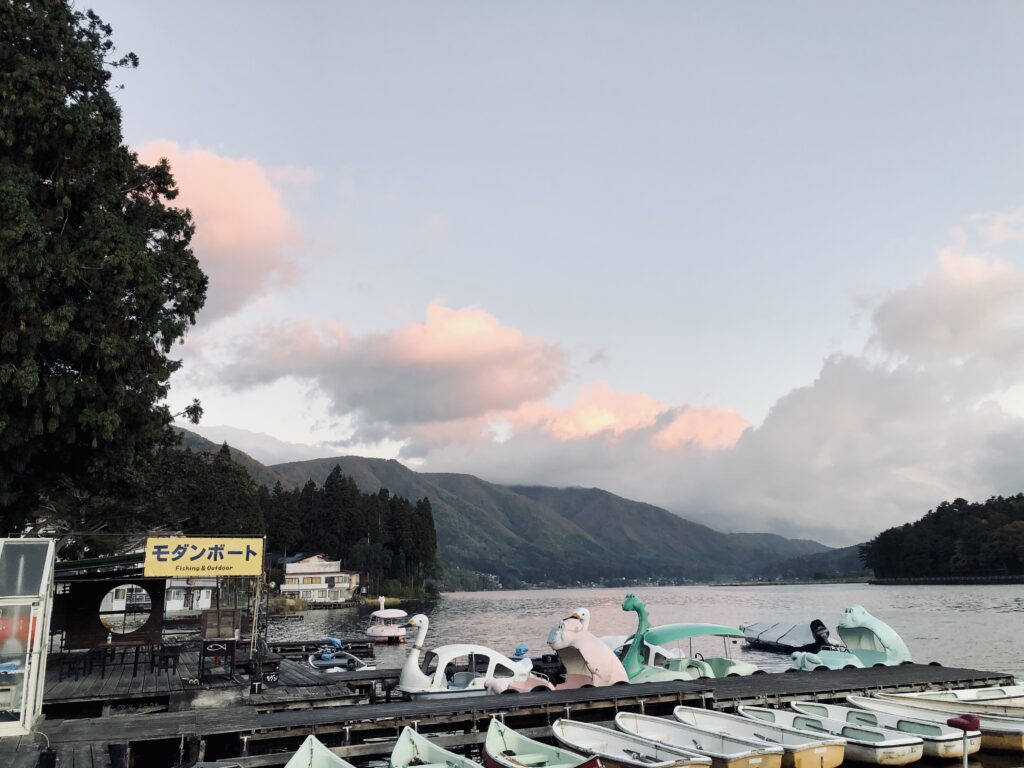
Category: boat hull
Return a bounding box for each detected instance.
[708,756,781,768]
[925,736,981,759]
[981,731,1024,752]
[844,742,923,766]
[785,744,844,768]
[404,687,491,700]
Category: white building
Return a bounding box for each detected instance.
[281,555,360,604]
[99,578,216,619]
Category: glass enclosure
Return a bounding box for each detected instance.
[0,539,55,737]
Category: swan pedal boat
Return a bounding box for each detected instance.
[390,726,477,768]
[615,712,782,768]
[875,690,1024,718]
[671,706,844,768]
[285,734,357,768]
[791,701,980,759]
[849,695,1024,752]
[367,596,407,644]
[737,706,924,766]
[551,718,712,768]
[484,718,602,768]
[399,614,551,699]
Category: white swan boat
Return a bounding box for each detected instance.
[390,727,477,768]
[551,718,711,768]
[671,706,844,768]
[285,735,357,768]
[791,701,980,759]
[876,690,1024,718]
[615,712,783,768]
[398,614,551,699]
[484,717,600,768]
[737,706,924,766]
[849,694,1024,752]
[366,596,407,644]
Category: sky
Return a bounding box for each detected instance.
[90,0,1024,545]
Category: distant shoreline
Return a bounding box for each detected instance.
[869,575,1024,585]
[710,576,872,587]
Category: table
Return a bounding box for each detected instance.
[90,640,150,678]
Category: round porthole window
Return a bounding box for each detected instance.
[99,583,152,634]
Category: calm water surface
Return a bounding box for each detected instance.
[271,584,1023,768]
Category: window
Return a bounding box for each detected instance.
[301,590,312,599]
[302,576,320,585]
[114,588,126,601]
[338,577,349,587]
[284,577,298,585]
[493,664,515,679]
[317,590,327,598]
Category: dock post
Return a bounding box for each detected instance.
[241,735,250,756]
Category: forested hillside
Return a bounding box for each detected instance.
[859,495,1024,577]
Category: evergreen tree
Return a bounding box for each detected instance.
[0,3,207,533]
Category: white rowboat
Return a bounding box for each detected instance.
[849,695,1024,752]
[791,701,979,759]
[737,706,923,766]
[551,718,711,768]
[615,712,783,768]
[671,706,844,768]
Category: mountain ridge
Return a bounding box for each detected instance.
[175,427,850,585]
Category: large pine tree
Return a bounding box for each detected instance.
[0,3,207,533]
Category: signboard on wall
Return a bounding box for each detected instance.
[143,537,264,577]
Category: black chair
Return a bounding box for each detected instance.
[150,644,181,673]
[57,653,87,682]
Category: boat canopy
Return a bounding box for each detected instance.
[373,608,408,619]
[645,622,744,646]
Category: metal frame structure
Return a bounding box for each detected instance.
[0,538,55,737]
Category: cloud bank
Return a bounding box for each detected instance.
[197,209,1024,545]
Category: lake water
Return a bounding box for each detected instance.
[271,584,1023,768]
[272,583,1024,679]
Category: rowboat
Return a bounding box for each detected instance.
[791,701,980,759]
[390,727,477,768]
[876,690,1024,718]
[886,684,1024,703]
[849,695,1024,752]
[615,712,783,768]
[671,706,844,768]
[551,718,711,768]
[285,735,357,768]
[484,718,601,768]
[737,706,923,765]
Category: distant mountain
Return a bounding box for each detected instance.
[758,544,869,581]
[173,427,295,489]
[175,427,840,585]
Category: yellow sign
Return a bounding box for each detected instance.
[143,537,264,577]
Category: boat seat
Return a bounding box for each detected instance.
[512,754,551,764]
[451,671,479,687]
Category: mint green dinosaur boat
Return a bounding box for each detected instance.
[619,594,760,681]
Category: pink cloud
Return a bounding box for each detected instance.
[653,407,749,450]
[216,303,567,433]
[508,381,747,450]
[137,141,302,322]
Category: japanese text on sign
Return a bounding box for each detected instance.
[143,537,264,577]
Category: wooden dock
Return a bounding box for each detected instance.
[3,663,1013,768]
[40,651,397,717]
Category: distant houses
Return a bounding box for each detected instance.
[280,554,360,605]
